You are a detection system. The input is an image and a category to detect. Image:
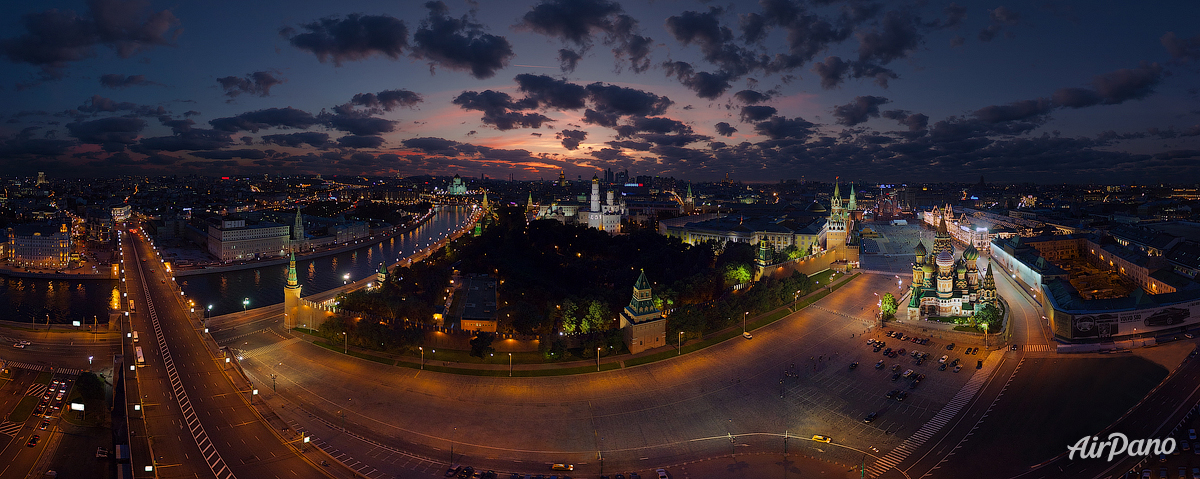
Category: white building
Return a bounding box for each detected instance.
[207,217,291,262]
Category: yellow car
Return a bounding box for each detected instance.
[551,464,573,471]
[811,435,832,443]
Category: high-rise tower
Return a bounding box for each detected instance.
[283,252,301,329]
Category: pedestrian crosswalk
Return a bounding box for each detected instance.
[4,361,48,372]
[25,383,48,398]
[239,338,299,359]
[1,361,83,376]
[0,421,23,437]
[866,352,1002,477]
[1022,344,1052,352]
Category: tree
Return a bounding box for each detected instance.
[469,332,496,358]
[724,264,751,286]
[974,303,1001,330]
[582,300,612,333]
[880,293,898,319]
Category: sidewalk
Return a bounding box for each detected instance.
[283,271,862,375]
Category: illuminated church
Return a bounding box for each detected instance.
[907,215,998,318]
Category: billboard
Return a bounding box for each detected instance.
[1069,300,1200,339]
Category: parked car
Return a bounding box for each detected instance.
[656,468,669,479]
[954,365,962,373]
[1189,429,1196,440]
[849,362,859,370]
[901,369,914,379]
[875,360,885,369]
[939,355,948,364]
[896,391,908,401]
[445,465,462,477]
[886,390,898,399]
[938,363,947,371]
[891,372,901,381]
[977,360,983,369]
[864,412,877,423]
[947,343,955,350]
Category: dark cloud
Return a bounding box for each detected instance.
[583,109,619,128]
[665,7,763,76]
[349,89,423,111]
[209,107,321,133]
[261,132,332,148]
[754,116,815,140]
[0,129,74,156]
[515,74,588,110]
[337,135,386,148]
[0,0,181,79]
[811,56,897,89]
[452,90,550,130]
[585,82,672,117]
[1052,62,1165,108]
[972,98,1053,123]
[281,13,409,66]
[402,137,470,156]
[832,95,889,126]
[100,73,154,88]
[557,48,582,72]
[136,128,233,151]
[191,149,266,160]
[979,6,1020,42]
[759,0,852,72]
[324,107,400,136]
[715,121,737,137]
[590,147,633,162]
[663,61,735,100]
[882,110,929,137]
[930,3,967,29]
[217,71,285,98]
[518,0,652,73]
[66,116,146,151]
[615,116,692,138]
[606,139,652,151]
[856,11,921,65]
[950,35,965,47]
[75,94,165,117]
[1162,32,1200,63]
[740,105,778,122]
[411,1,513,79]
[557,129,587,150]
[734,90,772,104]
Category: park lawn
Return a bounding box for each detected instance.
[948,356,1165,476]
[8,396,37,422]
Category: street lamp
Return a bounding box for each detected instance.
[597,347,601,372]
[343,332,348,354]
[419,346,424,370]
[982,322,989,350]
[678,331,684,355]
[271,374,277,392]
[242,298,249,311]
[743,312,749,334]
[508,353,512,377]
[343,273,350,284]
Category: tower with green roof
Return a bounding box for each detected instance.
[620,269,666,354]
[284,252,301,329]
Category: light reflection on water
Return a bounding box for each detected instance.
[180,206,471,316]
[0,206,471,323]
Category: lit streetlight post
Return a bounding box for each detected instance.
[508,353,512,377]
[242,298,249,312]
[678,331,684,355]
[271,374,276,392]
[419,346,424,370]
[743,312,749,334]
[343,331,348,354]
[596,347,601,372]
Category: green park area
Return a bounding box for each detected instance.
[298,205,846,368]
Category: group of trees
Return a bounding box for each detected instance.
[320,204,829,359]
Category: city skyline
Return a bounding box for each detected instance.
[1,0,1199,183]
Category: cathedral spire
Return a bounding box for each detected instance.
[292,207,304,242]
[848,183,856,211]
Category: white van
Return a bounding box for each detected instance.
[132,331,139,343]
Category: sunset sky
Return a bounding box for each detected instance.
[1,0,1198,183]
